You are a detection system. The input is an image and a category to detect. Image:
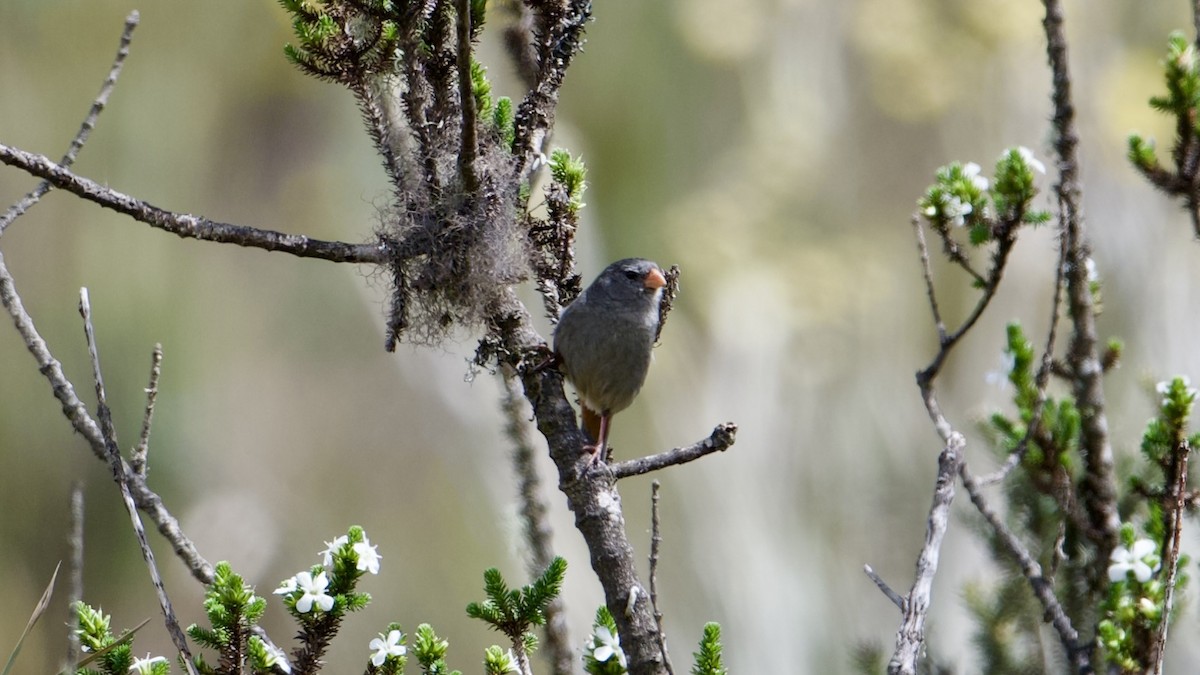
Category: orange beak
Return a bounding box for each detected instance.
[644,267,667,290]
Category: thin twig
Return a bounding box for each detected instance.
[912,217,946,342]
[0,143,387,264]
[503,371,573,675]
[131,344,163,478]
[0,249,213,584]
[78,289,197,675]
[455,0,479,193]
[649,481,675,675]
[0,11,139,238]
[886,433,964,675]
[64,481,85,673]
[960,461,1092,673]
[863,565,903,610]
[610,423,738,480]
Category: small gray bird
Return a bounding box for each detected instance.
[553,258,667,459]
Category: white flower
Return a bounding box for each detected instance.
[369,629,407,667]
[943,195,973,227]
[321,535,349,566]
[294,571,335,613]
[963,162,990,191]
[128,653,167,674]
[1015,146,1046,174]
[263,643,292,673]
[592,626,627,669]
[1108,539,1160,583]
[274,575,298,595]
[353,539,381,575]
[1084,257,1098,283]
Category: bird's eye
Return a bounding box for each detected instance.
[623,270,640,281]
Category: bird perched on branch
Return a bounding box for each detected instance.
[553,258,667,461]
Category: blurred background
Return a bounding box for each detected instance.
[1,0,1199,672]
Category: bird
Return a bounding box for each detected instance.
[552,258,667,461]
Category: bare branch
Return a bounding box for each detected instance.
[0,250,214,584]
[0,143,388,264]
[863,565,903,610]
[887,433,964,675]
[960,462,1091,673]
[79,289,196,674]
[0,11,139,238]
[610,423,738,481]
[131,344,163,478]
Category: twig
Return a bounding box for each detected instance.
[502,371,573,675]
[78,289,197,675]
[455,0,479,194]
[131,344,163,478]
[64,481,85,673]
[886,432,964,675]
[912,218,946,342]
[863,565,903,610]
[1042,0,1120,565]
[0,143,388,264]
[610,423,738,481]
[0,248,214,584]
[648,481,675,675]
[0,11,138,238]
[960,462,1091,673]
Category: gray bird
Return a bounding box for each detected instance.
[553,258,667,460]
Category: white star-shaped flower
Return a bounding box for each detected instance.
[1108,539,1160,583]
[369,629,407,667]
[321,535,349,566]
[294,571,335,613]
[353,539,381,575]
[128,653,167,674]
[592,625,627,669]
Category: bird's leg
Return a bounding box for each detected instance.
[580,407,609,465]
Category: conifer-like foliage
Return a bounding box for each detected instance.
[466,556,567,658]
[186,562,268,674]
[690,623,727,675]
